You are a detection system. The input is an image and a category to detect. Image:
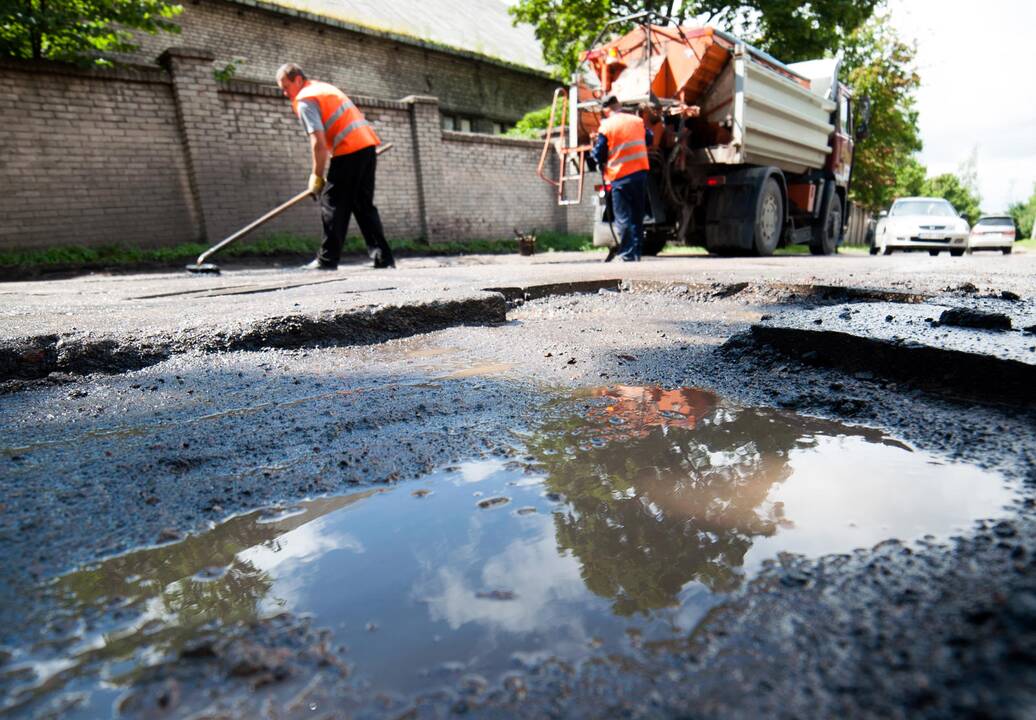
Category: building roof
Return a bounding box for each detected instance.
[229,0,552,75]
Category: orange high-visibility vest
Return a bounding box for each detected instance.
[292,80,380,156]
[599,112,650,183]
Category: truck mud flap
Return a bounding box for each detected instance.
[705,184,757,252]
[645,174,666,225]
[704,167,782,254]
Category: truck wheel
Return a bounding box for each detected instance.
[753,178,783,256]
[1002,247,1013,255]
[950,249,964,257]
[810,189,841,255]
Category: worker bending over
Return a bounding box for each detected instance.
[276,63,395,270]
[592,94,652,262]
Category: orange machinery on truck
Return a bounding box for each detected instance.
[537,11,871,256]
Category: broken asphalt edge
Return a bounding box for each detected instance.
[0,280,626,384]
[0,295,506,384]
[746,324,1036,405]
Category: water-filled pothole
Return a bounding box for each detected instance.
[5,386,1016,715]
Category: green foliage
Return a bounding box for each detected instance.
[842,13,922,211]
[505,103,566,139]
[213,57,244,83]
[891,156,927,199]
[924,173,981,224]
[882,155,984,225]
[1008,184,1036,239]
[510,0,878,78]
[0,231,595,274]
[0,0,182,65]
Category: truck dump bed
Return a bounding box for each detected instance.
[580,25,837,174]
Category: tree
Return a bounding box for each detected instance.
[1008,184,1036,239]
[505,102,566,139]
[0,0,182,65]
[510,0,878,79]
[841,13,922,211]
[887,156,986,225]
[924,173,981,224]
[892,156,928,199]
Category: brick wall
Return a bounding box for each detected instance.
[207,80,422,241]
[0,60,196,250]
[0,53,588,253]
[125,0,558,124]
[440,131,566,239]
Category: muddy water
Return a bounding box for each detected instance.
[4,386,1016,716]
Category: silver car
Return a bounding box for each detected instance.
[873,197,970,256]
[969,215,1017,254]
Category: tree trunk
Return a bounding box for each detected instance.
[30,0,42,59]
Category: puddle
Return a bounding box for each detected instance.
[439,362,515,379]
[4,386,1016,715]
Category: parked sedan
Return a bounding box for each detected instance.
[969,215,1017,254]
[873,197,970,256]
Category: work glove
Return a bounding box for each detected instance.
[308,173,325,197]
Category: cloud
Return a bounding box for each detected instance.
[888,0,1036,209]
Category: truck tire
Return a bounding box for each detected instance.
[810,188,841,255]
[753,178,783,256]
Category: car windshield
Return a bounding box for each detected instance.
[890,200,957,217]
[975,217,1013,226]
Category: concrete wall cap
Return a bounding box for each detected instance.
[442,130,541,148]
[401,95,440,105]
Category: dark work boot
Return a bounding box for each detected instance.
[370,247,395,269]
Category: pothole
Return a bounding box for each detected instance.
[4,386,1017,715]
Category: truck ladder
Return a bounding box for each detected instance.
[537,88,590,206]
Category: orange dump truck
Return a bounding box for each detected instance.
[537,12,871,256]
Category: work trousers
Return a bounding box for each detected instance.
[610,170,648,261]
[319,146,394,267]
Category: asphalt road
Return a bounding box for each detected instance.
[1,250,1034,718]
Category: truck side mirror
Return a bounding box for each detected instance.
[855,96,872,141]
[878,210,888,218]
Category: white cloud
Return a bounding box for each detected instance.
[887,0,1036,210]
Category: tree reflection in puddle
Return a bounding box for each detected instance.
[5,387,1014,716]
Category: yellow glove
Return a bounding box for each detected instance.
[308,173,325,196]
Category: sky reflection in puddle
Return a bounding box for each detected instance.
[10,386,1016,714]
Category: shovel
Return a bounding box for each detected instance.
[186,142,394,275]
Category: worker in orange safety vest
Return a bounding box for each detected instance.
[277,63,395,270]
[591,94,652,262]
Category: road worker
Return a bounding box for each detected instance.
[592,94,652,262]
[276,63,395,270]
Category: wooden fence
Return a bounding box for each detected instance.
[844,202,874,247]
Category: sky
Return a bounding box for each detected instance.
[886,0,1036,211]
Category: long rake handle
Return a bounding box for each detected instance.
[193,143,394,266]
[195,189,312,265]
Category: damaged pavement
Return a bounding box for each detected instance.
[1,252,1035,718]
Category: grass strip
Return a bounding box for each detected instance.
[0,231,597,272]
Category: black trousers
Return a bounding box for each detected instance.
[319,146,394,267]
